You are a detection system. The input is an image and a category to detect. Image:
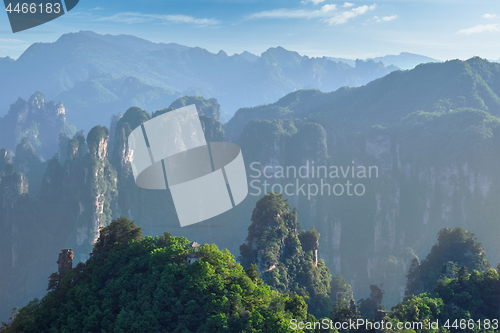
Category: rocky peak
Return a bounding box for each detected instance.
[0,149,12,175]
[57,249,74,280]
[87,126,109,160]
[28,91,44,109]
[66,131,87,161]
[14,137,41,174]
[0,91,75,160]
[111,107,150,176]
[43,100,66,118]
[0,151,28,208]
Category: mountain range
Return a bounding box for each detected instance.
[1,31,438,131]
[226,57,500,141]
[328,52,440,70]
[1,56,499,320]
[225,56,500,306]
[0,33,499,322]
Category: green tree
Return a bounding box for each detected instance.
[330,274,354,304]
[406,227,491,296]
[246,263,260,281]
[92,216,143,254]
[239,192,333,318]
[4,220,317,332]
[357,284,385,319]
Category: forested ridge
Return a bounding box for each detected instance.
[1,216,317,333]
[1,57,500,329]
[1,195,499,332]
[0,31,407,128]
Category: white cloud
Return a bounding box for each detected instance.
[0,38,30,55]
[96,12,219,26]
[301,0,326,4]
[457,24,499,35]
[321,4,337,13]
[248,9,319,19]
[97,12,148,24]
[376,15,397,23]
[325,4,376,25]
[247,3,378,26]
[343,2,354,7]
[248,6,339,20]
[164,14,219,25]
[0,38,25,44]
[483,13,496,19]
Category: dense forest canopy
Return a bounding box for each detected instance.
[1,55,499,330]
[406,227,492,297]
[239,193,332,318]
[1,217,317,333]
[2,215,498,332]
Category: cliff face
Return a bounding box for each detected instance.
[0,149,36,322]
[57,249,74,279]
[222,58,500,306]
[87,126,115,239]
[109,104,227,239]
[2,60,500,319]
[357,119,499,304]
[0,149,28,270]
[0,92,75,160]
[65,126,118,261]
[239,193,331,317]
[237,109,500,307]
[0,97,229,298]
[3,124,119,273]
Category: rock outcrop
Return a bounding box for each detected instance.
[57,249,74,280]
[0,91,75,160]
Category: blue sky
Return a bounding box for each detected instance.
[1,0,499,61]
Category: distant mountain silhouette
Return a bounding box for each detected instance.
[327,52,440,70]
[226,57,500,141]
[370,52,440,70]
[1,31,401,130]
[239,51,259,62]
[78,30,190,52]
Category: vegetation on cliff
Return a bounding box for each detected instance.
[1,206,499,332]
[1,57,500,326]
[387,267,500,333]
[0,92,75,160]
[1,217,320,333]
[406,227,491,296]
[239,193,333,318]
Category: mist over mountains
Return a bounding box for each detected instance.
[0,31,439,131]
[328,52,439,69]
[226,57,500,140]
[226,56,500,306]
[1,52,499,322]
[1,31,498,324]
